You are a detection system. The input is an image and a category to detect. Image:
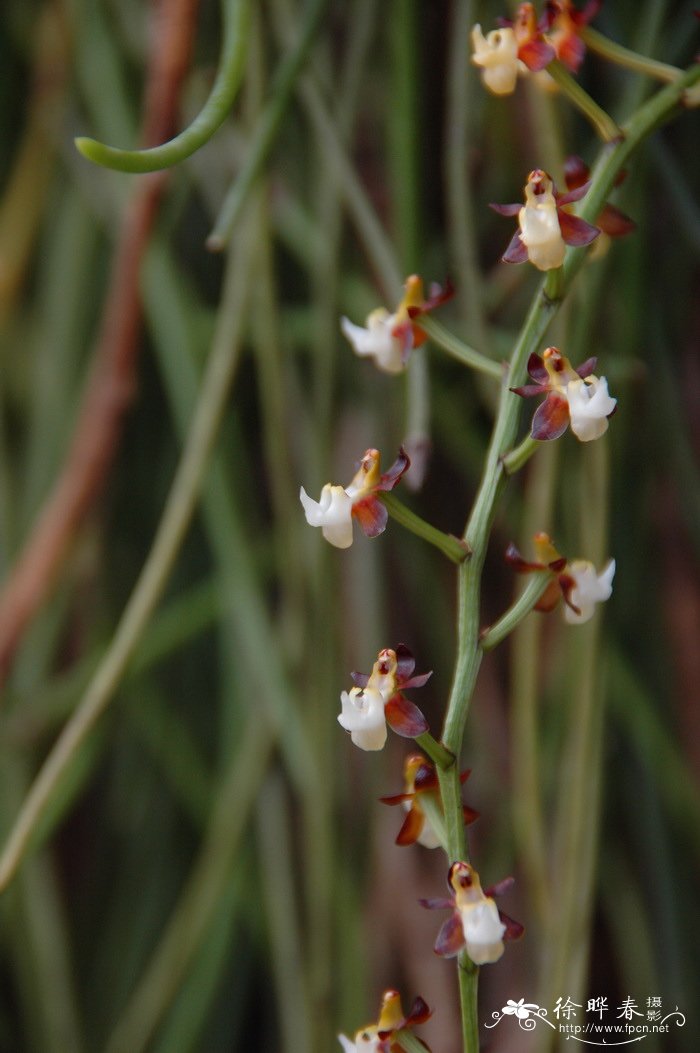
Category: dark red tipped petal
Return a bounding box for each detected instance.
[379,791,415,806]
[353,496,389,538]
[423,278,455,312]
[526,352,548,383]
[558,210,600,247]
[563,155,590,191]
[405,997,432,1027]
[511,382,548,398]
[575,356,597,379]
[385,695,429,738]
[502,231,529,265]
[558,33,586,73]
[557,180,592,206]
[413,764,439,792]
[534,578,563,613]
[419,896,454,911]
[597,202,636,238]
[459,768,472,785]
[395,643,415,681]
[396,805,425,846]
[351,671,370,688]
[401,671,433,690]
[377,447,411,491]
[499,910,525,941]
[519,38,556,71]
[578,0,602,27]
[531,393,570,441]
[463,805,479,825]
[485,875,515,898]
[505,541,545,573]
[489,201,521,217]
[547,556,568,573]
[434,913,466,958]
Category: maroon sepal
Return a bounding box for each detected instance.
[485,875,515,898]
[499,910,526,942]
[396,806,425,846]
[377,447,411,491]
[489,201,521,216]
[419,896,453,910]
[512,382,548,398]
[379,791,415,806]
[351,671,370,688]
[531,393,570,441]
[558,211,600,247]
[598,202,636,238]
[563,154,590,191]
[395,643,415,681]
[463,805,479,825]
[576,356,597,378]
[353,495,389,538]
[434,913,465,958]
[559,31,587,72]
[459,768,472,785]
[556,179,592,206]
[519,38,556,70]
[385,695,429,737]
[502,232,529,265]
[505,541,544,573]
[526,351,548,383]
[405,997,432,1027]
[413,764,439,793]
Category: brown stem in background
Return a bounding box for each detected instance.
[0,0,200,687]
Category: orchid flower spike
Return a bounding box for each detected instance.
[341,275,452,374]
[339,645,431,751]
[300,447,410,549]
[506,532,616,624]
[380,753,477,848]
[338,989,432,1053]
[491,168,600,270]
[421,862,524,965]
[471,4,555,96]
[512,346,617,442]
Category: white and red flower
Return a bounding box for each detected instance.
[380,753,477,848]
[512,346,617,442]
[471,4,555,96]
[338,645,431,752]
[506,532,615,625]
[338,989,432,1053]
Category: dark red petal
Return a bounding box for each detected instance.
[405,997,432,1027]
[379,791,415,806]
[511,382,548,398]
[558,33,586,73]
[396,805,425,846]
[434,913,465,958]
[485,875,515,898]
[597,202,636,238]
[502,231,529,265]
[563,155,590,191]
[353,496,388,538]
[385,695,429,738]
[504,541,545,573]
[489,201,521,217]
[557,179,592,206]
[419,897,454,911]
[547,556,568,573]
[459,768,472,785]
[422,278,455,313]
[413,764,439,792]
[463,805,479,825]
[519,39,556,71]
[499,910,525,942]
[558,210,600,247]
[526,351,548,383]
[534,578,563,613]
[531,393,570,441]
[575,356,597,379]
[351,671,370,688]
[377,447,411,491]
[578,0,602,27]
[395,642,415,681]
[401,671,433,690]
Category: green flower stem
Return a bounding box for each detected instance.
[582,26,681,84]
[419,316,503,379]
[546,60,622,143]
[207,0,330,250]
[544,264,564,304]
[379,492,470,564]
[397,1031,433,1053]
[75,0,251,172]
[415,731,455,771]
[502,434,541,475]
[480,574,551,653]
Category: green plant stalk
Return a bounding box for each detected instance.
[419,316,503,379]
[502,433,541,475]
[415,731,454,771]
[207,0,331,250]
[480,574,551,652]
[581,26,681,84]
[75,0,251,172]
[433,62,700,1053]
[378,492,469,564]
[546,60,622,142]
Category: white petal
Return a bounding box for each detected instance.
[471,25,520,95]
[416,817,441,849]
[338,687,387,751]
[299,484,354,548]
[566,377,617,442]
[338,1036,356,1053]
[461,899,506,965]
[340,310,405,374]
[519,200,566,270]
[564,558,616,624]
